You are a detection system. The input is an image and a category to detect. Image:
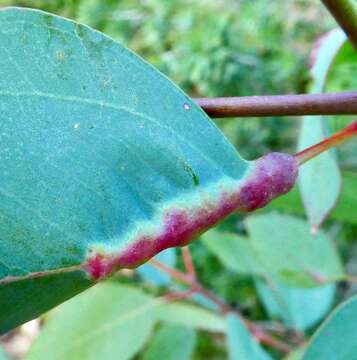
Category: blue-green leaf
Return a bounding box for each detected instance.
[303,296,357,360]
[298,29,345,231]
[25,283,157,360]
[245,213,344,287]
[0,7,246,333]
[0,7,298,333]
[201,229,264,275]
[143,325,196,360]
[255,278,335,331]
[156,302,226,333]
[226,313,273,360]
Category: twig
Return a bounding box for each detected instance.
[181,246,197,281]
[149,258,293,354]
[294,120,357,165]
[149,258,191,284]
[321,0,357,51]
[195,92,357,118]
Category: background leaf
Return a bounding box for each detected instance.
[225,313,273,360]
[25,283,157,360]
[143,325,196,360]
[245,213,344,287]
[303,296,357,360]
[201,230,264,276]
[297,29,346,231]
[156,302,226,333]
[255,278,335,331]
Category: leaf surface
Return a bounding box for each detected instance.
[25,283,157,360]
[201,229,264,275]
[255,278,335,331]
[297,29,345,230]
[225,313,273,360]
[303,296,357,360]
[245,213,344,287]
[0,7,255,333]
[143,325,196,360]
[156,302,226,333]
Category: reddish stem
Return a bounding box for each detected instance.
[149,258,191,284]
[196,92,357,118]
[295,121,357,165]
[181,246,197,281]
[150,259,293,354]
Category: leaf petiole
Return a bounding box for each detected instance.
[295,121,357,165]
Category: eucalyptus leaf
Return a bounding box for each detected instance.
[225,313,273,360]
[201,229,264,275]
[25,283,157,360]
[143,325,196,360]
[298,29,346,231]
[255,278,335,331]
[303,296,357,360]
[0,7,299,333]
[156,302,226,333]
[0,5,248,333]
[245,213,344,287]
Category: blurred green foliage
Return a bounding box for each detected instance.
[0,1,356,359]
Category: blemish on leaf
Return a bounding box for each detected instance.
[56,51,66,61]
[84,152,298,281]
[182,161,199,186]
[183,103,190,111]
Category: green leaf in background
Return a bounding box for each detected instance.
[25,282,225,360]
[225,313,273,360]
[0,7,255,333]
[303,296,357,360]
[266,171,357,225]
[201,230,264,276]
[245,213,344,287]
[25,283,157,360]
[143,325,196,360]
[203,227,336,330]
[255,278,335,331]
[297,28,346,231]
[156,302,226,333]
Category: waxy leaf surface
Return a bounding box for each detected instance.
[303,295,357,360]
[225,313,273,360]
[298,29,345,230]
[3,7,296,333]
[25,283,223,360]
[245,213,344,287]
[143,325,196,360]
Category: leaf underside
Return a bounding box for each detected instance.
[0,7,250,333]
